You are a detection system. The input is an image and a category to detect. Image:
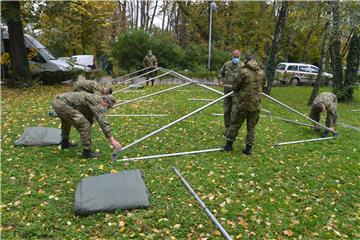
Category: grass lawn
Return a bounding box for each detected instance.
[1,83,359,239]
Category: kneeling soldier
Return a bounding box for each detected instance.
[52,92,122,158]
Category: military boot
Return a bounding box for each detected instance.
[321,131,329,138]
[60,139,78,149]
[81,149,101,159]
[221,140,233,152]
[242,144,252,155]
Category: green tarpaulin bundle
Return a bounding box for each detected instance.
[73,170,150,216]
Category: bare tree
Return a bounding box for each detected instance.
[149,0,158,31]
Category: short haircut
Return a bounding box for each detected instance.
[245,54,256,62]
[107,87,113,94]
[310,103,323,122]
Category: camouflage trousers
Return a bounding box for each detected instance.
[146,67,157,85]
[223,87,233,131]
[226,108,260,145]
[52,98,92,150]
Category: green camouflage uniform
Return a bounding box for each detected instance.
[311,92,338,127]
[143,54,158,84]
[218,60,244,130]
[73,79,103,95]
[52,92,112,150]
[226,59,266,145]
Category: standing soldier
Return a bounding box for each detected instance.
[309,92,338,137]
[52,92,122,158]
[222,55,266,155]
[143,50,158,86]
[218,50,244,134]
[73,79,113,95]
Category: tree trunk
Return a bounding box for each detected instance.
[330,1,344,95]
[308,19,330,105]
[135,0,139,30]
[301,27,315,63]
[149,0,158,31]
[3,1,31,88]
[264,1,288,94]
[343,32,360,101]
[161,0,167,31]
[284,31,295,62]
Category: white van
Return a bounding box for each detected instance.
[1,31,72,83]
[276,62,333,86]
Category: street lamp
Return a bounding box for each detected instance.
[208,1,217,70]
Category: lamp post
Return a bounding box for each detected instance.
[208,1,217,70]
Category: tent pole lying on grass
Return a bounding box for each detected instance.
[112,66,152,83]
[188,98,214,101]
[113,82,193,107]
[108,114,168,117]
[261,92,336,134]
[262,115,314,128]
[274,136,336,147]
[337,122,360,132]
[351,109,360,112]
[115,67,161,86]
[112,92,233,161]
[113,71,172,94]
[172,167,233,240]
[119,148,222,162]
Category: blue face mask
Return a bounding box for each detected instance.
[232,58,240,64]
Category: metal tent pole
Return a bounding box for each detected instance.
[112,66,152,83]
[173,167,233,240]
[188,98,215,102]
[119,148,222,162]
[108,114,168,117]
[112,91,233,161]
[338,122,360,132]
[261,92,336,134]
[113,71,171,94]
[351,109,360,112]
[274,136,336,147]
[113,82,193,107]
[262,115,314,128]
[114,67,161,86]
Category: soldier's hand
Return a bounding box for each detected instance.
[110,137,122,150]
[219,81,224,87]
[328,127,335,133]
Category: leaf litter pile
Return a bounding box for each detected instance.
[1,84,359,239]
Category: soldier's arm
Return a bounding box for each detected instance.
[233,71,244,92]
[154,56,158,67]
[93,82,103,95]
[218,64,226,84]
[143,57,146,67]
[90,105,112,138]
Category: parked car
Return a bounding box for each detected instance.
[276,62,333,86]
[1,31,73,84]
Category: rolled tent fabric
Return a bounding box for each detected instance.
[15,127,61,146]
[73,170,150,216]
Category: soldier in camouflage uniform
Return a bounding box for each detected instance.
[52,92,122,158]
[218,50,244,134]
[310,92,338,137]
[73,79,112,95]
[143,50,158,86]
[222,55,266,155]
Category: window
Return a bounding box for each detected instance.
[299,66,310,72]
[277,64,286,70]
[287,65,298,71]
[311,66,319,73]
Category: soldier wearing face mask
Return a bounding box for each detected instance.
[143,49,158,86]
[218,50,244,135]
[52,92,122,158]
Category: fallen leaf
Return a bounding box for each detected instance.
[283,229,293,237]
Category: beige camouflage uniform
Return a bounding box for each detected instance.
[73,79,103,95]
[219,60,244,130]
[52,92,112,150]
[143,52,158,85]
[226,59,266,145]
[311,92,338,127]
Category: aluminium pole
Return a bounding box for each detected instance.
[112,91,233,161]
[112,66,152,83]
[113,71,171,94]
[108,114,168,117]
[274,136,336,147]
[173,167,233,240]
[351,109,360,112]
[120,148,222,162]
[338,122,360,132]
[114,67,161,86]
[113,82,193,107]
[262,115,314,128]
[261,92,336,134]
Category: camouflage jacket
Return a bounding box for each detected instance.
[313,92,338,125]
[218,60,244,88]
[73,79,103,95]
[143,54,158,67]
[57,92,112,138]
[233,60,267,111]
